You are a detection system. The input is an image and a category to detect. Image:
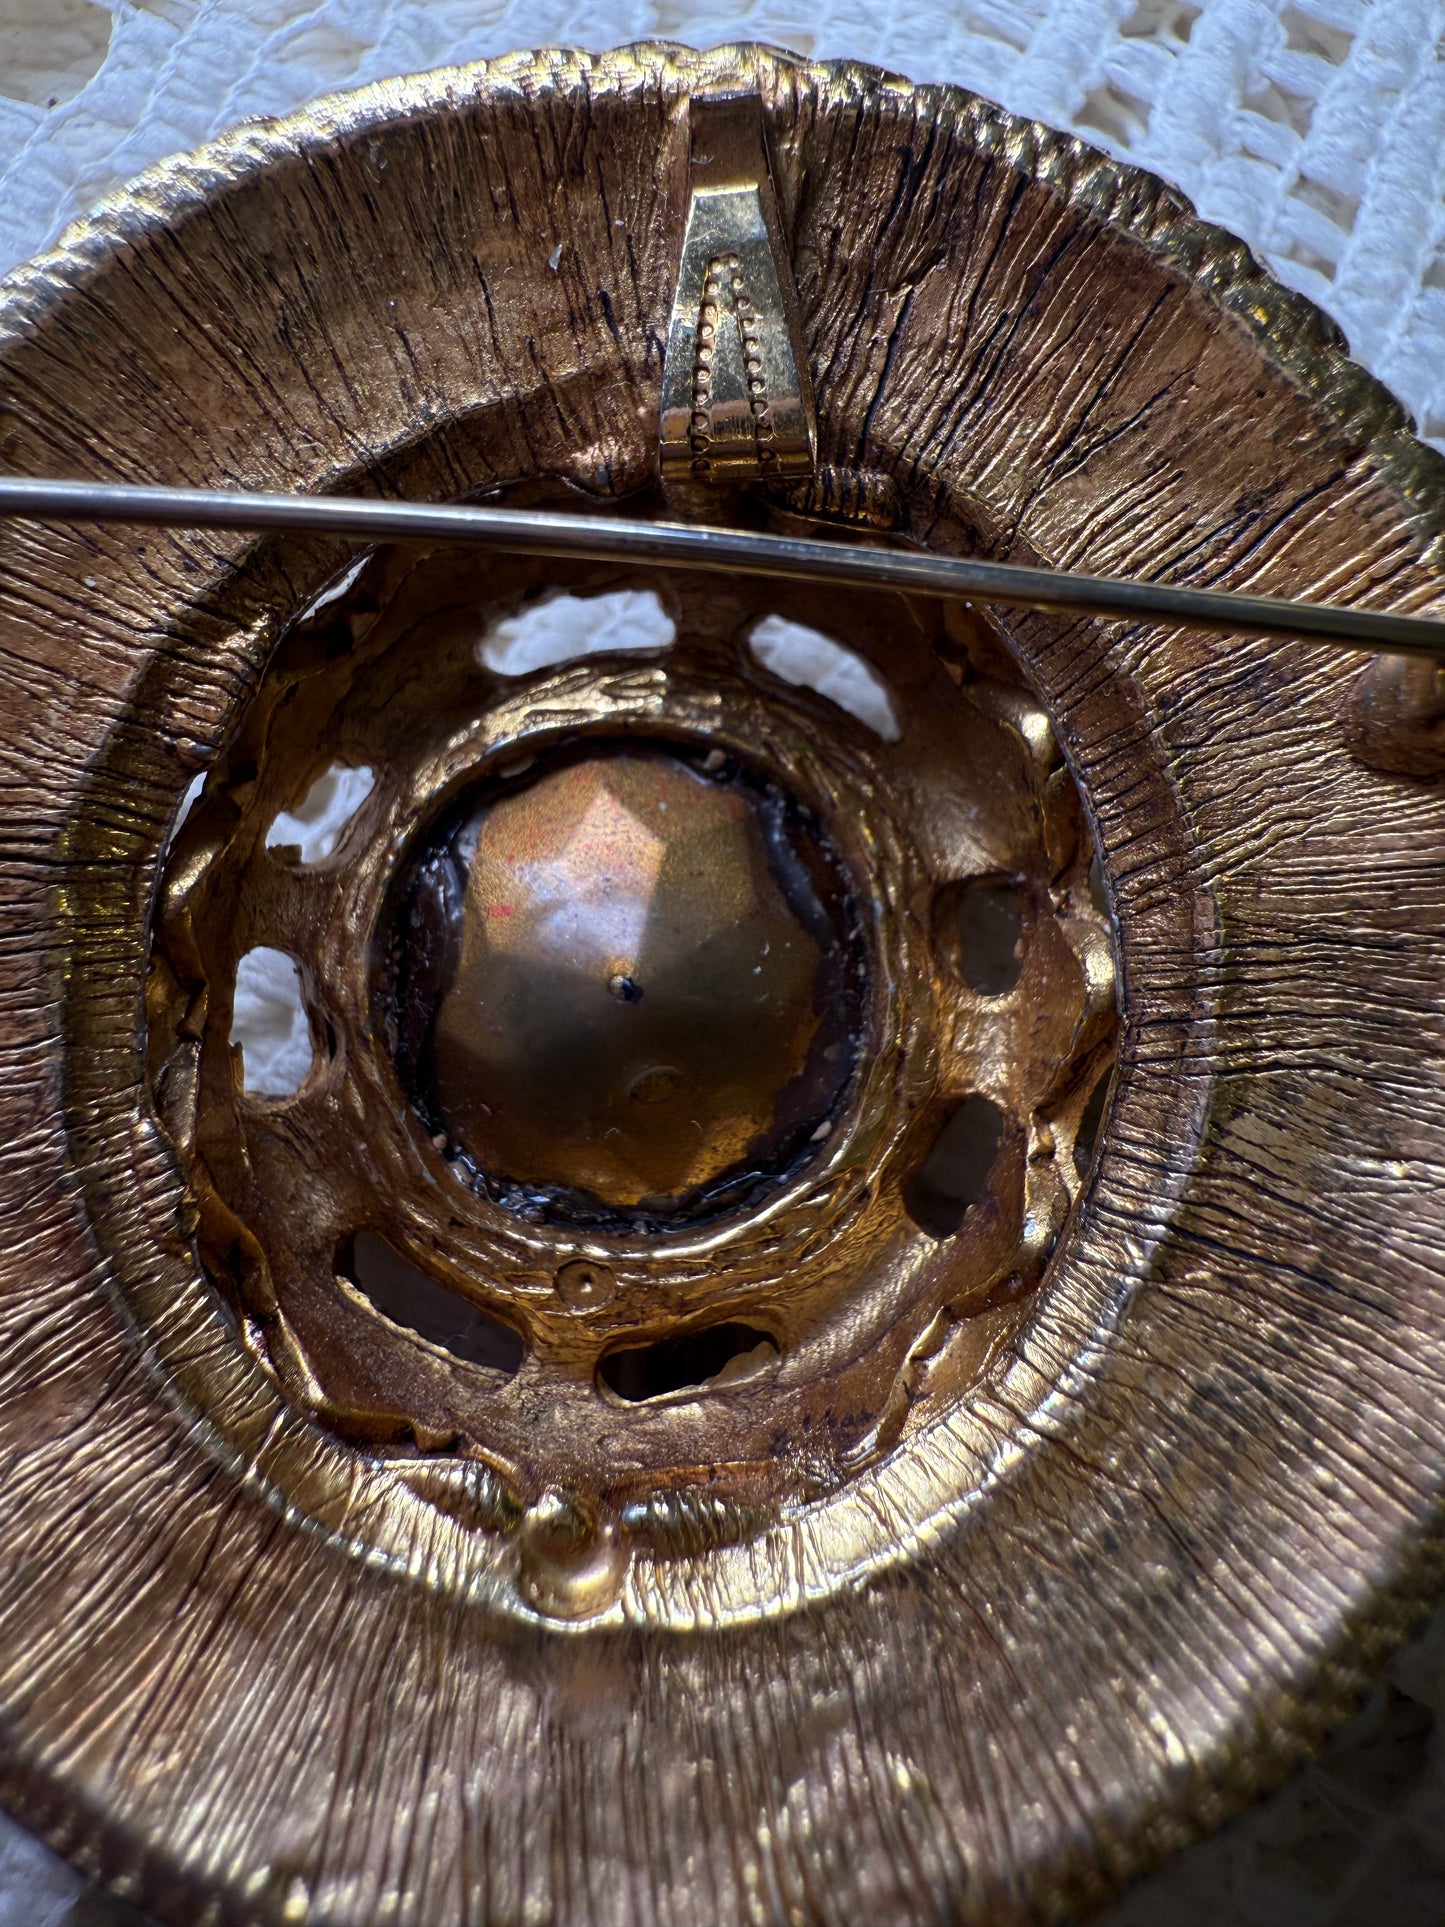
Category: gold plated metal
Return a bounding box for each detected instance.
[5,39,1445,1927]
[145,535,1105,1581]
[659,92,817,481]
[395,745,857,1211]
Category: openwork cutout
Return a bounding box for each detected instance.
[19,42,1445,1927]
[147,522,1117,1624]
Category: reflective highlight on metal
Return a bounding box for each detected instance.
[387,746,859,1214]
[6,39,1445,1927]
[142,525,1106,1592]
[2,476,1444,656]
[659,93,817,481]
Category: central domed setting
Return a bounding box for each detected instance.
[384,744,863,1218]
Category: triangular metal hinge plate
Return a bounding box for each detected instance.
[660,93,817,486]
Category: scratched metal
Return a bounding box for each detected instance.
[0,40,1444,1927]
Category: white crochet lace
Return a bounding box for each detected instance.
[1,0,1443,446]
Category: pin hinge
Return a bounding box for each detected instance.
[659,93,817,486]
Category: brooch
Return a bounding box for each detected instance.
[1,42,1442,1926]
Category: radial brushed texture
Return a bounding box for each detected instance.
[1,39,1445,1927]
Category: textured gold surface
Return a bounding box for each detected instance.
[144,531,1104,1602]
[1,37,1445,1927]
[659,93,817,481]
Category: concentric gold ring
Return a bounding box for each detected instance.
[2,39,1444,1926]
[141,528,1114,1623]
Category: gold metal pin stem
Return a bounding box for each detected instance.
[1,477,1443,658]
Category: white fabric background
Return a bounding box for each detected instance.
[2,0,1445,450]
[3,3,1445,1922]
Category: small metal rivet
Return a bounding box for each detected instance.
[555,1259,617,1310]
